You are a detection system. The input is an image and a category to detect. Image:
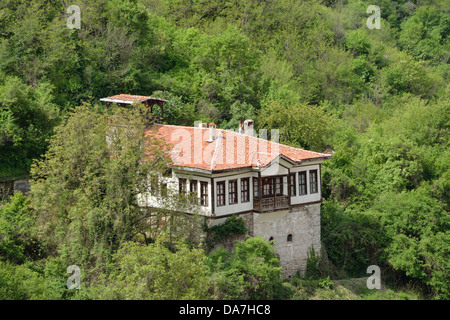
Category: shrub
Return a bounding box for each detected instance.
[207,237,282,299]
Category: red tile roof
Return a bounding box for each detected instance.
[146,124,331,172]
[100,94,168,104]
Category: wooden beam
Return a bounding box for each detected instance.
[287,169,291,207]
[258,171,262,213]
[211,177,215,217]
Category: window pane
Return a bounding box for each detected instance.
[310,170,318,194]
[179,178,186,194]
[253,178,259,198]
[263,178,273,197]
[190,180,197,194]
[229,180,237,204]
[289,174,296,197]
[275,177,282,195]
[241,178,249,203]
[200,182,208,206]
[298,172,307,195]
[217,181,225,207]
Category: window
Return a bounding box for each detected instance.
[241,178,250,203]
[310,170,318,194]
[190,180,198,195]
[161,182,168,197]
[216,181,225,207]
[190,180,198,204]
[298,171,307,196]
[150,174,159,196]
[262,178,273,197]
[200,181,208,206]
[229,180,238,205]
[179,178,186,194]
[287,234,292,242]
[289,173,296,197]
[253,178,260,198]
[275,177,283,195]
[269,236,274,244]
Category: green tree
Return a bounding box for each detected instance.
[150,90,197,126]
[96,238,210,299]
[345,29,371,56]
[0,192,40,263]
[398,6,450,64]
[29,104,170,280]
[168,25,262,122]
[0,75,59,178]
[372,187,450,299]
[207,237,282,299]
[258,101,334,151]
[0,260,62,300]
[320,199,388,277]
[380,49,442,98]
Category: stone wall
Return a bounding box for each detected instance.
[0,178,31,199]
[205,204,321,278]
[14,179,31,194]
[253,203,321,278]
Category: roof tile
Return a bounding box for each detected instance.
[146,125,331,172]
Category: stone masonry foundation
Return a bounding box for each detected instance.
[253,203,321,278]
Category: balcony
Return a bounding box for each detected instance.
[253,195,289,211]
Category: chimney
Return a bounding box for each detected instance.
[244,119,254,136]
[207,123,216,142]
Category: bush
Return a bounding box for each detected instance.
[0,260,62,300]
[0,192,41,263]
[207,237,281,299]
[96,238,211,300]
[202,214,247,249]
[320,199,387,277]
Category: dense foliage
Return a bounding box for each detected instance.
[0,0,448,299]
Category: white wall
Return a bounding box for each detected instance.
[213,171,257,217]
[136,171,212,216]
[137,162,322,217]
[290,164,322,205]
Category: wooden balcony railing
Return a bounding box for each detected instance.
[253,195,289,211]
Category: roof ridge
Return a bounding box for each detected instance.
[210,131,223,171]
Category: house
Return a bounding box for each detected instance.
[102,94,332,277]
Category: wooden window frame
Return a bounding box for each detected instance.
[228,179,238,205]
[275,176,283,196]
[253,177,259,198]
[178,178,186,195]
[241,178,250,203]
[200,181,208,206]
[216,181,226,207]
[289,173,296,197]
[298,171,307,196]
[190,180,198,195]
[310,170,318,194]
[262,177,273,198]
